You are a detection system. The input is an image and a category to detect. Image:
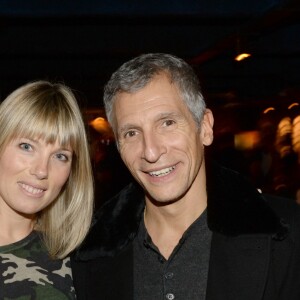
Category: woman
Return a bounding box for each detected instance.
[0,81,94,299]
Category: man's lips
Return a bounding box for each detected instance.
[148,165,176,177]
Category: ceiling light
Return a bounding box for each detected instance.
[263,107,275,114]
[235,53,251,62]
[288,102,299,109]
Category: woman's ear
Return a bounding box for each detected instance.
[201,109,214,146]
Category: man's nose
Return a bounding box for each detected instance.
[141,132,166,163]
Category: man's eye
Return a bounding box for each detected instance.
[164,119,175,126]
[124,131,137,138]
[19,143,32,151]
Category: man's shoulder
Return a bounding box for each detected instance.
[73,182,144,260]
[263,193,300,227]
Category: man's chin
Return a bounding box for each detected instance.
[145,191,183,207]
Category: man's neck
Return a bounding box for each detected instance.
[144,196,207,259]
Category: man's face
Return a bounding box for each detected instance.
[115,74,214,204]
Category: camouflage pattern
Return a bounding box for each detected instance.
[0,231,76,299]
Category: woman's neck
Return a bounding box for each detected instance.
[0,211,35,246]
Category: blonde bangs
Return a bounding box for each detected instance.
[4,86,81,154]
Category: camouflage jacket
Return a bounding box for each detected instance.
[0,231,76,299]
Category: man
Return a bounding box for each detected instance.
[72,53,300,299]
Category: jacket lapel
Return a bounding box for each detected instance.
[206,232,272,300]
[75,182,145,260]
[206,161,288,238]
[205,161,288,300]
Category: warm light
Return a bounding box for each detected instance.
[276,117,293,157]
[288,102,299,109]
[292,115,300,153]
[234,131,260,150]
[234,53,251,61]
[277,117,292,136]
[263,107,275,114]
[89,117,112,135]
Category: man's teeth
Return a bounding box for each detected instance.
[149,166,175,177]
[20,183,44,194]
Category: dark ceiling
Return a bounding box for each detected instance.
[0,0,300,116]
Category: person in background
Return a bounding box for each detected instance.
[0,81,94,299]
[72,53,300,300]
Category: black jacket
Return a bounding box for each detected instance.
[71,164,300,299]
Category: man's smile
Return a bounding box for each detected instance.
[148,165,176,177]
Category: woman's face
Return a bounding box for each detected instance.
[0,136,73,220]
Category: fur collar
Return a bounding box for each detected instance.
[76,162,288,260]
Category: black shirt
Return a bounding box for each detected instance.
[133,209,212,300]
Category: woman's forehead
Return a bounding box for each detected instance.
[12,131,74,148]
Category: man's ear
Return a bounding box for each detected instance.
[201,109,214,146]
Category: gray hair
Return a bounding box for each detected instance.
[103,53,206,132]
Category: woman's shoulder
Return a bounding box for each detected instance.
[0,230,76,299]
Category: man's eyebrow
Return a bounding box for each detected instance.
[156,112,179,119]
[118,112,182,134]
[155,111,185,122]
[118,123,141,134]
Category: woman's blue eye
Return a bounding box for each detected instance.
[20,143,32,151]
[55,153,69,161]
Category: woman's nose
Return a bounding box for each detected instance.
[30,156,49,179]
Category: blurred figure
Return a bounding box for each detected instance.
[0,81,94,299]
[89,128,132,210]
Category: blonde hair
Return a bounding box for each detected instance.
[0,81,94,259]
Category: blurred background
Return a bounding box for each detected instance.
[1,0,300,207]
